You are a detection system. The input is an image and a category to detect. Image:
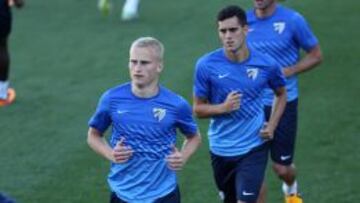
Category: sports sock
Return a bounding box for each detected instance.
[282,181,298,195]
[123,0,139,14]
[0,80,9,99]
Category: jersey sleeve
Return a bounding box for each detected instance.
[193,59,210,100]
[292,12,319,52]
[268,62,286,91]
[176,98,198,137]
[88,91,112,133]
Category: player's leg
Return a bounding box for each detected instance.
[236,143,269,203]
[269,99,303,202]
[211,152,238,203]
[155,185,180,203]
[255,182,266,203]
[0,5,15,106]
[121,0,140,21]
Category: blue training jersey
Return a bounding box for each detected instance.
[89,83,198,202]
[247,5,319,105]
[194,48,285,156]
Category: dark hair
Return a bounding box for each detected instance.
[217,5,247,26]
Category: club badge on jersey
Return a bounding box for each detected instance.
[273,22,286,34]
[246,68,259,80]
[153,108,166,122]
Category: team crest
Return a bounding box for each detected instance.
[246,68,259,80]
[153,108,166,122]
[273,22,286,34]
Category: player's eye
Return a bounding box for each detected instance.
[219,29,227,34]
[130,60,138,65]
[229,28,238,33]
[140,61,150,65]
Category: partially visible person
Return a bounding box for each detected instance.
[0,0,24,107]
[98,0,140,21]
[193,5,286,203]
[246,0,323,202]
[87,37,201,203]
[0,192,16,203]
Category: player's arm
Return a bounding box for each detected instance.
[283,45,323,78]
[87,127,133,163]
[261,86,287,139]
[193,91,241,118]
[166,132,201,171]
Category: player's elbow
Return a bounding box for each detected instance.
[87,127,101,147]
[193,106,207,118]
[311,45,324,66]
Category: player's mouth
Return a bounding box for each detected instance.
[226,41,234,47]
[133,74,144,78]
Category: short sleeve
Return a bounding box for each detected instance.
[193,59,210,100]
[88,91,112,133]
[268,63,286,91]
[176,98,198,137]
[292,12,319,52]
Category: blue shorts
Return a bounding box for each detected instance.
[110,186,180,203]
[0,3,11,39]
[264,99,298,166]
[210,143,269,203]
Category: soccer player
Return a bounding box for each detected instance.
[0,0,24,107]
[246,0,323,202]
[0,192,16,203]
[98,0,140,21]
[193,5,287,203]
[87,37,201,203]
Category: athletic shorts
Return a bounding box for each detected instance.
[0,1,11,39]
[210,143,269,203]
[110,185,180,203]
[264,99,298,165]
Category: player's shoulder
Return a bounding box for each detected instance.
[159,86,190,110]
[159,86,187,102]
[102,82,131,99]
[197,48,224,67]
[276,5,305,22]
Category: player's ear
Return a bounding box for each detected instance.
[157,61,163,73]
[243,24,249,35]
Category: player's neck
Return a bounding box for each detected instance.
[255,2,277,18]
[225,43,250,63]
[131,82,159,98]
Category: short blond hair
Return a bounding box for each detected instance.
[131,37,164,61]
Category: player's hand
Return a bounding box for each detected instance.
[260,122,274,140]
[112,137,133,163]
[223,91,242,113]
[166,145,184,171]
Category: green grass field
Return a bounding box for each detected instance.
[1,0,359,202]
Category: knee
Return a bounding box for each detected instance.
[272,163,292,178]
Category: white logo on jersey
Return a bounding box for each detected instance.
[153,108,166,122]
[273,22,286,34]
[246,68,259,80]
[117,110,129,114]
[218,73,229,79]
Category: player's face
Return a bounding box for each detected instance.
[129,46,162,88]
[253,0,276,10]
[218,16,248,53]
